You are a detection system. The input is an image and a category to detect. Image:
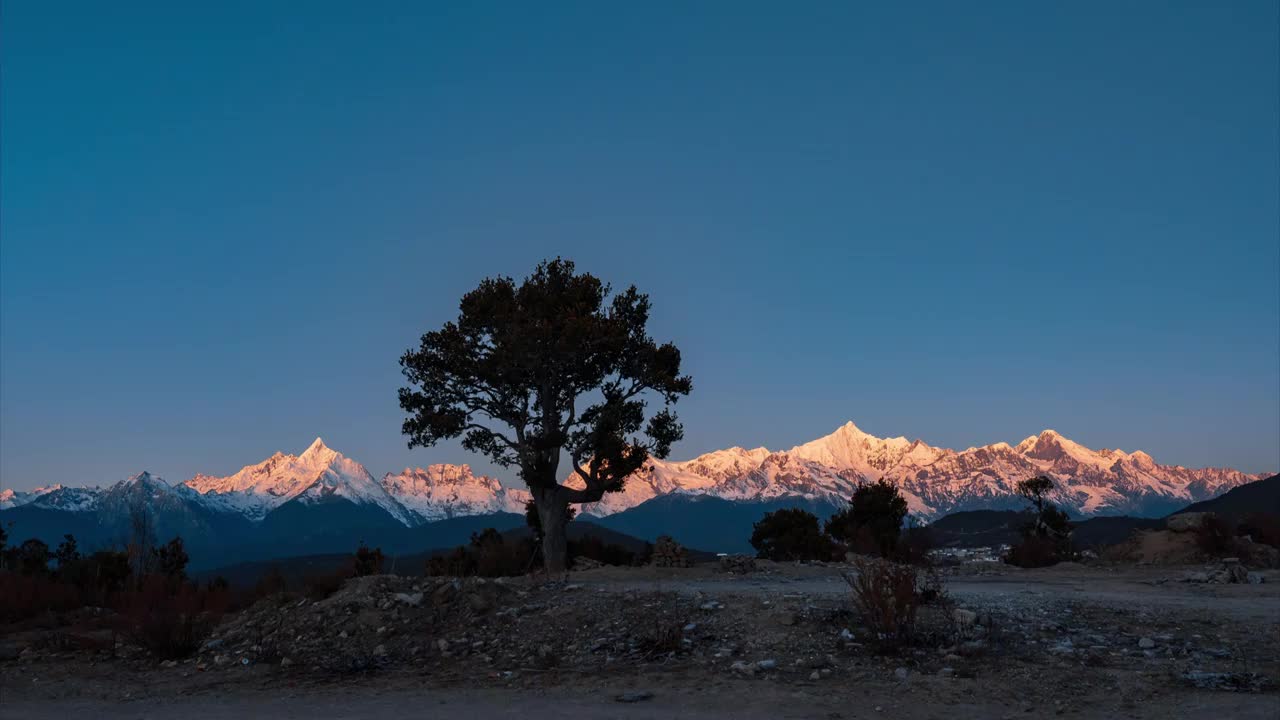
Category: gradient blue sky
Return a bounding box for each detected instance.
[3,2,1278,491]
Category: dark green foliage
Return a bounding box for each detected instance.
[1194,514,1236,555]
[14,538,51,575]
[1241,512,1280,549]
[825,479,910,558]
[750,508,835,561]
[54,534,81,569]
[151,536,189,582]
[353,543,385,576]
[525,500,577,540]
[398,258,692,571]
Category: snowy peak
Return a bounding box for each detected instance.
[789,420,915,476]
[380,465,529,523]
[183,439,410,525]
[568,421,1271,520]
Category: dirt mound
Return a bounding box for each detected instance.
[1103,530,1208,565]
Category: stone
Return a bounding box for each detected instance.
[373,644,388,656]
[894,667,910,682]
[393,592,423,607]
[838,628,855,642]
[730,660,756,675]
[1166,512,1212,532]
[953,608,978,626]
[809,671,820,681]
[615,691,653,703]
[939,667,955,678]
[1247,572,1265,584]
[1138,638,1156,649]
[756,659,777,671]
[280,657,294,667]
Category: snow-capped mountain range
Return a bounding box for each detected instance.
[1,423,1271,526]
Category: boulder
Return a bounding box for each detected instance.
[1166,513,1211,533]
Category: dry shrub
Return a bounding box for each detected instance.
[116,576,229,659]
[1240,512,1280,550]
[0,573,85,622]
[636,619,684,659]
[1194,514,1237,556]
[844,557,921,649]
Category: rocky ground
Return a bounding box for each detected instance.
[2,558,1278,719]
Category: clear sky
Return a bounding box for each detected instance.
[3,2,1277,491]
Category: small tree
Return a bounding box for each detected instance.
[127,500,157,578]
[751,508,833,561]
[825,479,910,558]
[1007,476,1073,567]
[54,534,81,570]
[353,543,385,576]
[15,538,51,575]
[399,259,692,573]
[151,537,189,582]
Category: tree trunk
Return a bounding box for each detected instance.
[534,487,570,576]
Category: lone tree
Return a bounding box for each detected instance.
[399,259,692,573]
[824,479,909,558]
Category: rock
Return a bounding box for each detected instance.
[1247,572,1265,584]
[1183,671,1269,691]
[1183,571,1210,583]
[373,644,388,656]
[160,660,178,668]
[809,670,820,681]
[201,639,225,651]
[573,557,604,571]
[393,592,423,607]
[939,667,955,678]
[838,628,855,642]
[1167,512,1211,533]
[683,623,698,633]
[953,609,978,626]
[894,667,910,682]
[699,601,723,611]
[1138,637,1156,649]
[280,657,294,667]
[775,612,798,627]
[651,536,692,568]
[719,554,757,574]
[730,660,756,675]
[466,592,494,614]
[756,659,777,671]
[615,691,653,703]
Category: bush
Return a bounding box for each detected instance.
[751,508,836,562]
[1004,535,1063,568]
[1195,514,1237,556]
[843,557,922,649]
[116,576,229,660]
[353,544,385,576]
[0,573,85,622]
[1239,512,1280,550]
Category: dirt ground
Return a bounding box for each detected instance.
[3,560,1278,720]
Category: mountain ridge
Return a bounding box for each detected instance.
[2,423,1271,526]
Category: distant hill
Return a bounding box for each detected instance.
[193,519,685,589]
[1168,474,1280,520]
[927,508,1161,549]
[593,493,842,554]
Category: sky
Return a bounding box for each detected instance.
[2,1,1278,491]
